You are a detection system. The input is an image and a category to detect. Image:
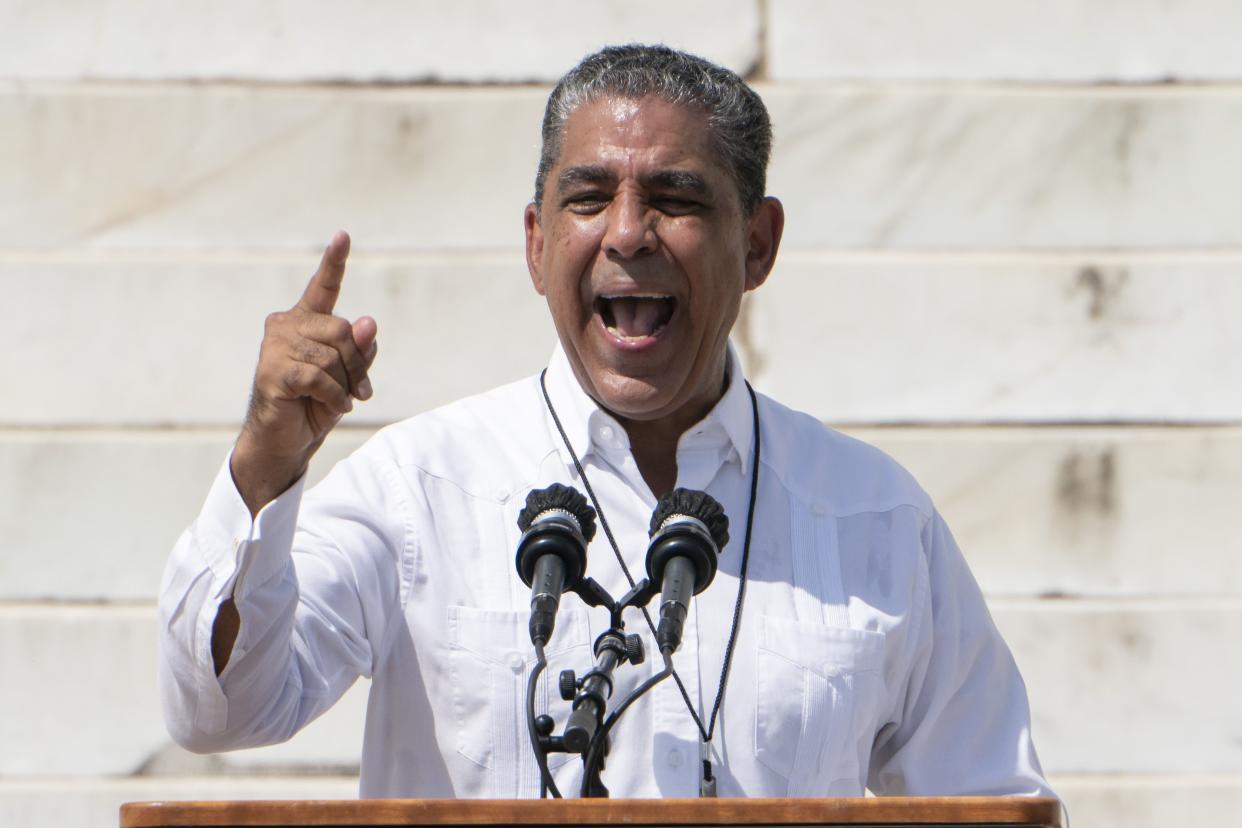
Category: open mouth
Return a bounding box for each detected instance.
[595,295,676,341]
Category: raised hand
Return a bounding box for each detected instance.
[231,231,378,515]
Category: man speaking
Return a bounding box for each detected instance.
[159,44,1055,801]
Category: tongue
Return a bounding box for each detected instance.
[610,298,666,338]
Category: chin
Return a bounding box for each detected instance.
[588,371,678,420]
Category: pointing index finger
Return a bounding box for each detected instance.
[298,230,351,314]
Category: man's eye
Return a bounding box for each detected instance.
[654,197,700,215]
[565,193,609,213]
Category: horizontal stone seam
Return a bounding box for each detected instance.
[0,775,358,787]
[16,249,1242,264]
[4,423,1242,436]
[1048,771,1242,786]
[987,597,1242,611]
[4,419,1239,429]
[4,597,1239,616]
[15,78,1242,96]
[4,772,1241,787]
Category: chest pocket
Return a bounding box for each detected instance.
[447,605,593,783]
[754,614,885,796]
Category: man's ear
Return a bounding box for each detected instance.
[524,202,546,295]
[743,196,785,292]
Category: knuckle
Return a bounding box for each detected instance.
[327,317,353,345]
[280,362,307,391]
[264,311,287,332]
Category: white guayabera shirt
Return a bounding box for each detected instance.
[159,345,1055,800]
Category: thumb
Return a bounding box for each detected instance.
[352,315,378,360]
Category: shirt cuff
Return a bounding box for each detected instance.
[197,450,307,601]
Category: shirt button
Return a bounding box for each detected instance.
[507,653,525,673]
[666,748,684,768]
[599,425,615,441]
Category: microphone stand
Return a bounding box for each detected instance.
[569,577,667,797]
[526,576,614,797]
[581,647,674,797]
[527,571,690,797]
[559,576,656,797]
[568,629,630,797]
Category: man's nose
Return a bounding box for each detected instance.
[602,194,657,259]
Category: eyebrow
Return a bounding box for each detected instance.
[556,165,615,191]
[644,169,710,196]
[555,165,712,197]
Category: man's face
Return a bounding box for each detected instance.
[525,95,782,433]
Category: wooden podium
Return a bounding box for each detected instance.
[121,797,1063,827]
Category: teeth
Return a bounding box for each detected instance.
[601,293,671,300]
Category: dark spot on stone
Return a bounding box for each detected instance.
[1037,590,1073,600]
[1077,266,1105,319]
[1073,265,1128,320]
[1057,452,1084,509]
[1056,448,1119,518]
[1120,628,1151,659]
[1114,103,1141,165]
[1098,449,1116,513]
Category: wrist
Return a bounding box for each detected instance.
[230,432,312,517]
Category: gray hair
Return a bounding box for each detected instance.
[534,44,772,215]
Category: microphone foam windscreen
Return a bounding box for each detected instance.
[649,488,729,550]
[516,483,598,542]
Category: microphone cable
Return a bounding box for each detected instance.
[525,640,563,798]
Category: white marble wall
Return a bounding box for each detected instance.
[3,3,1239,826]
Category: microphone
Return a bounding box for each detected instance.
[645,488,730,654]
[515,484,597,647]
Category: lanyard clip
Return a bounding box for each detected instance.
[699,740,718,798]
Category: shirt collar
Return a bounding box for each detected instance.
[540,342,755,476]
